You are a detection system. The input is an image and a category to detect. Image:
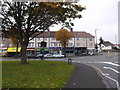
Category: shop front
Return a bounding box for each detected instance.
[65,47,74,56]
[49,47,62,54]
[75,47,87,56]
[26,48,35,55]
[35,48,49,54]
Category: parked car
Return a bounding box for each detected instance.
[44,54,53,58]
[36,54,44,58]
[53,54,65,58]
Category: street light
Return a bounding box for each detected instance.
[95,29,100,53]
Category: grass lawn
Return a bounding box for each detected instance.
[2,60,75,88]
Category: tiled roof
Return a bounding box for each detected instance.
[73,31,94,38]
[35,31,95,38]
[102,41,114,46]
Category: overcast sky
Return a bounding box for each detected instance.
[50,0,119,44]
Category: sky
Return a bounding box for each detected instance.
[50,0,119,44]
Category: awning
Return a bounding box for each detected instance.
[27,48,35,50]
[65,49,74,51]
[7,47,21,52]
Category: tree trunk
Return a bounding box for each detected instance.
[20,43,29,64]
[15,43,19,59]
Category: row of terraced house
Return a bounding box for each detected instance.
[1,30,95,56]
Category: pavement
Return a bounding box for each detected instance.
[64,63,109,89]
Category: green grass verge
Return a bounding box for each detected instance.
[2,60,75,88]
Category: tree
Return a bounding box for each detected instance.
[55,29,72,56]
[1,1,85,64]
[99,37,104,50]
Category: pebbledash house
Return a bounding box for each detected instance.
[27,30,95,56]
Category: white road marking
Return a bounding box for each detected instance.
[102,62,120,67]
[72,61,75,63]
[103,74,120,90]
[87,61,92,63]
[103,67,120,74]
[77,61,81,63]
[102,73,110,76]
[82,61,86,63]
[94,62,120,67]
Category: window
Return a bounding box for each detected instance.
[37,42,41,47]
[89,38,92,41]
[83,43,85,47]
[9,44,13,47]
[37,38,41,41]
[90,43,93,46]
[28,42,34,47]
[70,38,72,40]
[2,37,5,41]
[54,43,58,47]
[51,43,54,47]
[44,38,47,41]
[76,38,80,40]
[69,43,73,46]
[77,43,80,46]
[51,38,55,41]
[59,43,61,46]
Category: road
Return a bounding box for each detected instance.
[70,52,119,89]
[1,52,120,89]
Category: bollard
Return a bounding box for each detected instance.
[68,58,72,65]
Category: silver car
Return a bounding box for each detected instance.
[44,54,53,58]
[53,54,65,58]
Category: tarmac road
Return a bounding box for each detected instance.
[70,52,119,89]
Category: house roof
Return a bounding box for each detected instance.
[35,31,95,38]
[102,41,114,47]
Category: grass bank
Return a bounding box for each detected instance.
[2,60,75,88]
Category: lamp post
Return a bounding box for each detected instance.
[95,29,100,54]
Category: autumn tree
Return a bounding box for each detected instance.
[55,29,72,56]
[1,1,85,64]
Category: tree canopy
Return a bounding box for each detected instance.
[55,29,71,48]
[1,1,85,64]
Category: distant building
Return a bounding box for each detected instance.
[99,41,115,51]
